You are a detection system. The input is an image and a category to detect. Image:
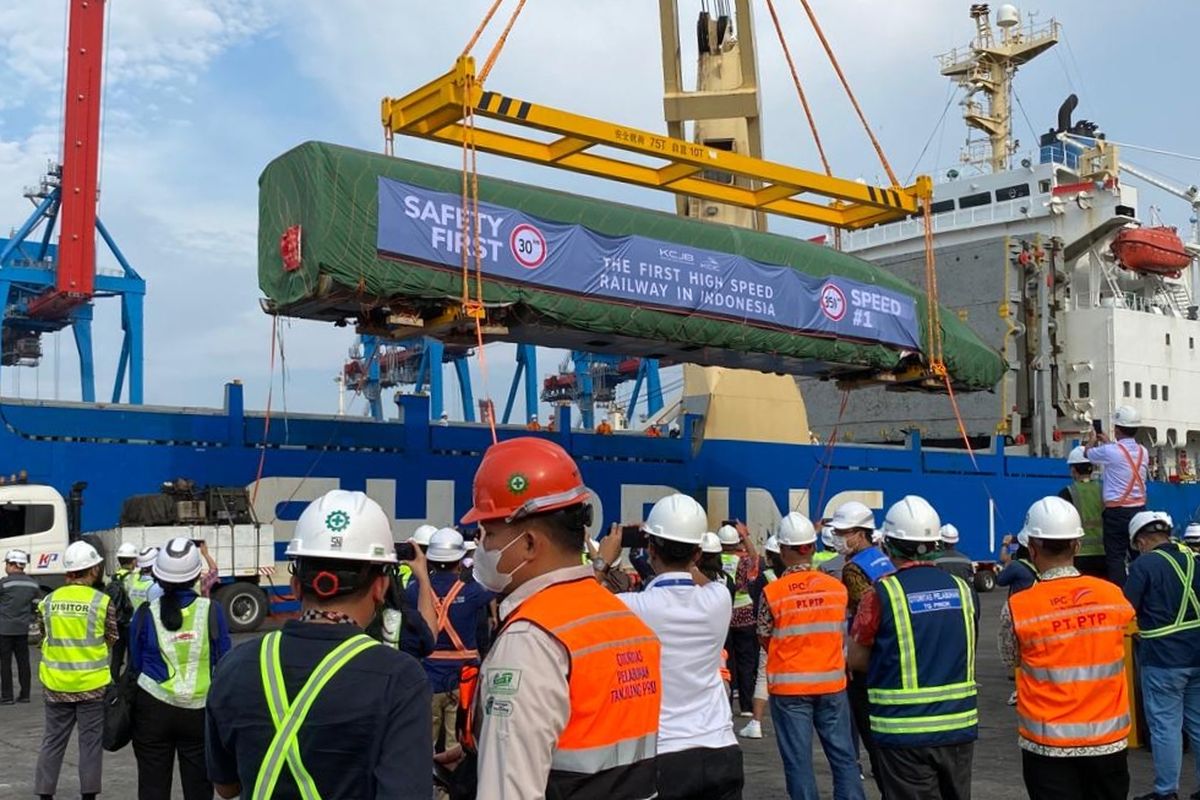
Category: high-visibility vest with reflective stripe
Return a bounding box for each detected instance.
[849,546,897,584]
[812,551,836,566]
[1009,575,1134,749]
[252,630,379,800]
[1137,544,1200,640]
[137,598,212,709]
[39,584,111,694]
[763,568,779,583]
[721,553,752,609]
[127,572,155,608]
[764,568,848,695]
[1067,481,1105,557]
[867,567,978,748]
[428,580,480,661]
[500,576,660,798]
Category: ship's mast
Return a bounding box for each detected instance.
[938,3,1059,173]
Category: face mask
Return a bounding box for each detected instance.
[474,531,530,594]
[828,531,849,555]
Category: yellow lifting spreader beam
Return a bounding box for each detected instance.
[382,57,930,231]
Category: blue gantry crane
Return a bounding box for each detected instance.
[345,335,476,421]
[1,0,144,404]
[541,352,663,429]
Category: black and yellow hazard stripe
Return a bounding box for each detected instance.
[477,91,532,121]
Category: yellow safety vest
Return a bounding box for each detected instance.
[39,584,111,694]
[1140,544,1200,639]
[126,572,155,607]
[722,553,752,609]
[137,598,213,709]
[252,630,378,800]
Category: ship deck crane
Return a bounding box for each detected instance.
[0,0,144,403]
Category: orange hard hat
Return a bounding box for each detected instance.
[461,437,591,524]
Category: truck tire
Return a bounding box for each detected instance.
[216,582,268,633]
[973,569,996,593]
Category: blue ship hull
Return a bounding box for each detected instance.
[4,384,1199,581]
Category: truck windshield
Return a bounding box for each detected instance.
[0,503,55,539]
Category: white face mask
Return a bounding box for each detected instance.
[828,531,850,555]
[474,529,530,594]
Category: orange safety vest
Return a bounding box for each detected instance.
[764,568,849,695]
[427,580,480,661]
[1009,575,1135,749]
[466,577,661,796]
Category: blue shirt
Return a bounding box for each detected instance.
[129,590,232,681]
[996,559,1037,596]
[1124,542,1200,668]
[405,570,492,693]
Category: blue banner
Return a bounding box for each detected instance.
[376,177,921,350]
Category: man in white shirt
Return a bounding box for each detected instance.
[611,493,743,800]
[1086,405,1150,586]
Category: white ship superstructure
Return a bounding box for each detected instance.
[805,3,1200,483]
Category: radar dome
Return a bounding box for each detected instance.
[996,4,1020,28]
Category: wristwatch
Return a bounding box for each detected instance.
[591,557,610,573]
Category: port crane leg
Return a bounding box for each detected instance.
[423,339,445,419]
[0,279,9,392]
[644,361,663,416]
[573,353,596,430]
[363,335,383,421]
[501,344,537,425]
[71,304,95,403]
[454,357,476,422]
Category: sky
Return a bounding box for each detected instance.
[3,0,1200,421]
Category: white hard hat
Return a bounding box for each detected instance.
[4,549,28,566]
[1066,446,1090,466]
[286,490,398,564]
[136,546,159,570]
[820,526,837,550]
[153,537,203,584]
[642,494,707,545]
[776,512,817,546]
[427,528,467,562]
[1129,510,1173,541]
[829,501,876,531]
[464,539,478,552]
[764,535,781,555]
[1113,405,1142,428]
[716,524,740,546]
[1017,529,1030,548]
[1184,523,1200,543]
[64,541,103,572]
[115,542,139,560]
[940,524,960,545]
[409,524,438,547]
[872,529,886,545]
[1022,496,1084,540]
[700,532,722,554]
[882,496,941,542]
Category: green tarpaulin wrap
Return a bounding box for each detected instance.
[258,141,1003,390]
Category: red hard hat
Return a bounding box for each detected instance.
[461,437,591,524]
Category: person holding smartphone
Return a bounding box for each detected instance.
[1085,408,1150,586]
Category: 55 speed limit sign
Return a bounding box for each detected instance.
[509,223,548,269]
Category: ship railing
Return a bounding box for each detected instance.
[843,198,1037,250]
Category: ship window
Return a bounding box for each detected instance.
[1038,179,1052,193]
[1151,385,1158,400]
[1078,382,1090,399]
[1135,383,1143,398]
[930,199,955,214]
[958,191,992,209]
[1123,381,1131,398]
[1166,333,1172,345]
[1191,337,1195,350]
[1163,385,1170,402]
[0,503,55,539]
[995,183,1032,202]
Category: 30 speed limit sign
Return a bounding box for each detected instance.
[509,223,548,269]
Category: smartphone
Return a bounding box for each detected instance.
[620,524,647,549]
[395,541,417,562]
[1092,418,1103,434]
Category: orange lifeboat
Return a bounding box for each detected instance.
[1111,226,1193,277]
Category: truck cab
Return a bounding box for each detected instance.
[0,484,72,577]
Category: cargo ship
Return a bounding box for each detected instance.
[3,2,1198,621]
